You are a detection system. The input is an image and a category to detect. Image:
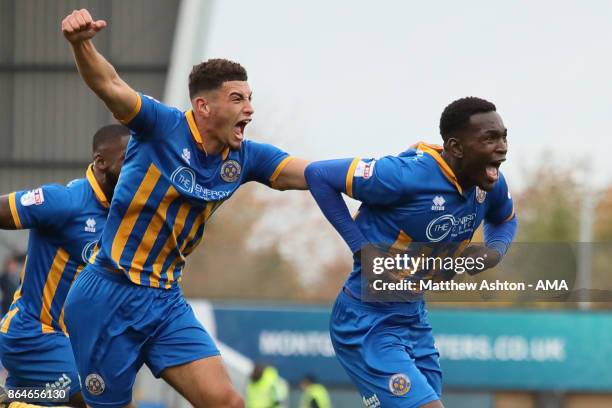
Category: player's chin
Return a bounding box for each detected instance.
[477,178,497,191]
[228,135,243,150]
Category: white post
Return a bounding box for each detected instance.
[577,193,595,310]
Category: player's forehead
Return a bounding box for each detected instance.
[219,81,252,97]
[468,111,505,134]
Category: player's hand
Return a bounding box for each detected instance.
[461,244,501,276]
[61,9,107,44]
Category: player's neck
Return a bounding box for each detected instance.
[194,113,226,156]
[93,165,114,202]
[440,150,473,192]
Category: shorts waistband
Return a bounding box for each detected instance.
[338,286,424,313]
[87,263,132,285]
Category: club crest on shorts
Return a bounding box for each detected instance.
[85,373,105,396]
[389,373,411,396]
[476,186,487,203]
[220,160,241,182]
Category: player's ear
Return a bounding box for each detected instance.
[93,151,107,171]
[193,96,211,118]
[447,137,464,159]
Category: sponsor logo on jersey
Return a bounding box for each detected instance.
[354,160,376,179]
[82,240,98,263]
[171,166,232,201]
[426,212,477,242]
[20,188,45,206]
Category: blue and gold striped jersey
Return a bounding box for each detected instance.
[344,142,515,296]
[91,93,291,288]
[0,166,110,336]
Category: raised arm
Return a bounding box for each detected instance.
[61,9,138,122]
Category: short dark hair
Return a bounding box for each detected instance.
[92,124,130,153]
[188,58,248,98]
[439,97,496,141]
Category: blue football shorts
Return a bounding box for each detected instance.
[64,264,219,408]
[330,288,442,408]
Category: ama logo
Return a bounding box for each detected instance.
[171,167,196,194]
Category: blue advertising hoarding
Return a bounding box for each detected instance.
[212,304,612,391]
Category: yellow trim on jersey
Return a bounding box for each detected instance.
[164,258,181,289]
[269,156,295,183]
[0,306,19,333]
[163,211,206,288]
[391,230,413,251]
[8,192,22,229]
[130,186,180,287]
[116,92,142,124]
[504,207,515,222]
[345,157,361,198]
[111,164,162,270]
[151,202,191,287]
[221,146,230,160]
[88,244,100,264]
[11,256,26,304]
[2,256,28,333]
[186,109,206,149]
[58,265,83,335]
[40,248,70,333]
[415,142,463,195]
[86,165,110,208]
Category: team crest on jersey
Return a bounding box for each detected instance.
[20,188,44,206]
[220,160,241,182]
[431,195,445,211]
[389,373,411,396]
[85,373,105,396]
[476,187,486,203]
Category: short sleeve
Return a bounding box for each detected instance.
[118,93,179,140]
[243,140,292,185]
[8,184,74,230]
[485,172,515,224]
[348,156,412,206]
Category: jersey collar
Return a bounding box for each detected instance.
[414,142,463,195]
[86,164,110,208]
[185,110,230,160]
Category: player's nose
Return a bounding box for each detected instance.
[495,138,508,156]
[243,100,254,116]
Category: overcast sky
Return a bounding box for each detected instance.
[193,0,612,191]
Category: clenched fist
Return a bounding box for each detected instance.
[61,9,107,44]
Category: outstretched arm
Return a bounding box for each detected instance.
[270,158,309,190]
[305,160,368,253]
[61,9,138,122]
